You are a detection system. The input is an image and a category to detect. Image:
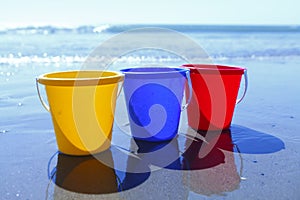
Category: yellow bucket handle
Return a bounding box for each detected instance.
[36,78,50,112]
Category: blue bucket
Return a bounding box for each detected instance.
[120,67,191,142]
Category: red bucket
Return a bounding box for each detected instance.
[181,64,247,131]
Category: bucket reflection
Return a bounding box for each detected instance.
[118,137,188,199]
[133,137,181,169]
[48,148,151,195]
[51,150,118,194]
[181,130,225,170]
[113,143,151,191]
[182,128,241,196]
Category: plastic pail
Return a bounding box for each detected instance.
[36,70,124,155]
[120,67,191,142]
[181,64,247,131]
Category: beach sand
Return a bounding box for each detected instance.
[0,57,299,199]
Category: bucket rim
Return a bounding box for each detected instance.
[120,67,189,75]
[181,64,246,74]
[120,67,189,79]
[37,70,124,86]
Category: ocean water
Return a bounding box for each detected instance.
[0,24,300,65]
[1,24,300,134]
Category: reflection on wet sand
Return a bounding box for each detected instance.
[118,137,188,200]
[46,125,285,199]
[48,148,150,197]
[133,137,181,170]
[54,151,118,194]
[182,128,241,196]
[179,125,285,196]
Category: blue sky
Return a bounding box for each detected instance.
[1,0,299,27]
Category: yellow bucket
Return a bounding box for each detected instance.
[36,70,124,156]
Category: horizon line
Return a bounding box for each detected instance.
[0,22,299,28]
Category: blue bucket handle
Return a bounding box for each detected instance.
[47,151,59,179]
[116,80,124,97]
[181,70,193,110]
[236,69,248,104]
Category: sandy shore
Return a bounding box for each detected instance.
[0,57,299,199]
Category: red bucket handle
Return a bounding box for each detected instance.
[236,69,248,104]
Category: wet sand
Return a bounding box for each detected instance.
[0,58,300,199]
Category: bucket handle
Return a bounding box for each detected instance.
[36,78,50,112]
[236,69,248,104]
[116,80,124,98]
[182,70,193,110]
[47,151,59,179]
